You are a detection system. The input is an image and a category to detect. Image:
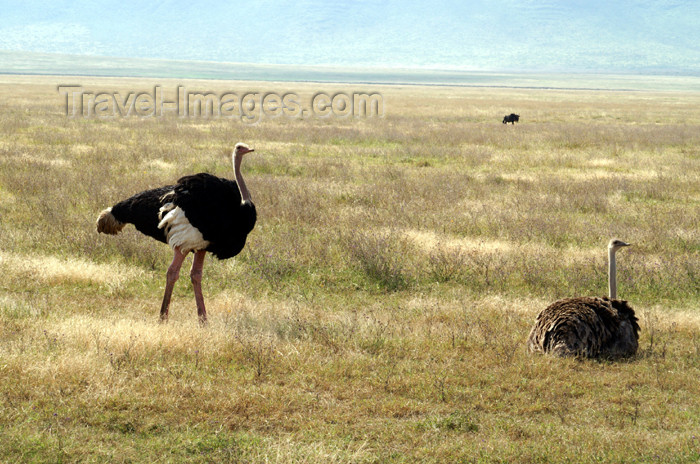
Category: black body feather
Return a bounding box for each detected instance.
[170,173,256,259]
[109,173,256,259]
[111,185,173,243]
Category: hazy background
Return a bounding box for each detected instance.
[2,0,700,74]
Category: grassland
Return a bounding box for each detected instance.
[0,75,698,463]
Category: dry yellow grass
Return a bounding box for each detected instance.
[0,251,144,287]
[0,74,698,463]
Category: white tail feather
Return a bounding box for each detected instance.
[96,208,125,235]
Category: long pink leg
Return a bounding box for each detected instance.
[160,247,188,322]
[190,250,207,324]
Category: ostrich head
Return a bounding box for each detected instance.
[234,143,254,158]
[608,239,631,253]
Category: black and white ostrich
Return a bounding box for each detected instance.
[527,239,640,358]
[96,143,256,323]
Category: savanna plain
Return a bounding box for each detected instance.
[0,75,698,463]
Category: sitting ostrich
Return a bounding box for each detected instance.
[96,143,257,324]
[527,239,640,358]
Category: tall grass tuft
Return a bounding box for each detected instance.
[344,230,414,291]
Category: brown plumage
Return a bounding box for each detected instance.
[527,239,640,358]
[527,296,639,358]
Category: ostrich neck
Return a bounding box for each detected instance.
[608,248,617,299]
[233,155,251,203]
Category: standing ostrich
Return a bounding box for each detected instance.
[96,143,257,323]
[527,239,640,358]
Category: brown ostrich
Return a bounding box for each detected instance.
[527,239,640,358]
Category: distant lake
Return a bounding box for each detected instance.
[2,50,700,92]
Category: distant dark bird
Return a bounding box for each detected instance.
[527,239,640,358]
[503,113,520,124]
[96,143,257,323]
